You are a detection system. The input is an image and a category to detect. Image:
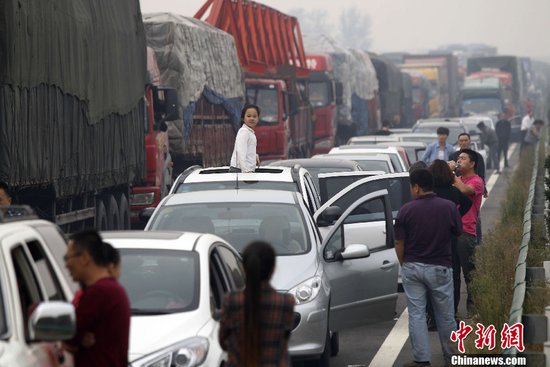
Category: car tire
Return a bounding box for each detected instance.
[117,193,131,230]
[106,195,121,230]
[330,331,339,357]
[95,200,108,230]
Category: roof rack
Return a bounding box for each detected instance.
[0,205,39,223]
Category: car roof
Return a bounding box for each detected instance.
[268,158,362,169]
[312,153,392,162]
[329,146,400,154]
[162,189,299,206]
[101,230,201,251]
[414,119,465,126]
[375,141,427,147]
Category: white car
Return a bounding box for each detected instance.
[0,206,77,367]
[327,146,409,173]
[101,230,245,367]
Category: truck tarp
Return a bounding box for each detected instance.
[0,0,146,196]
[143,13,244,154]
[303,34,378,132]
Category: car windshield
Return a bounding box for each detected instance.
[303,166,354,191]
[352,159,391,172]
[119,249,199,315]
[246,86,279,126]
[462,98,502,116]
[176,181,298,194]
[150,202,310,256]
[308,81,332,107]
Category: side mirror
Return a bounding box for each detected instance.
[335,82,344,105]
[139,207,156,224]
[28,302,75,341]
[340,244,370,260]
[316,205,342,227]
[212,309,221,321]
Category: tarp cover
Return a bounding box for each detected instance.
[0,0,146,195]
[303,34,378,127]
[143,13,244,154]
[0,0,147,124]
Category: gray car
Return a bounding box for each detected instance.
[145,188,398,365]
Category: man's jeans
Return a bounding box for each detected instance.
[402,262,457,363]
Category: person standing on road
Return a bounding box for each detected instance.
[63,230,130,367]
[451,149,484,317]
[395,169,461,367]
[230,104,261,173]
[421,127,455,165]
[477,121,499,172]
[520,110,534,151]
[524,119,544,147]
[219,241,295,367]
[424,160,472,330]
[495,113,511,168]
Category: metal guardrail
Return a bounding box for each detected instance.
[503,141,541,360]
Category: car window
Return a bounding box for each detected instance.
[304,167,354,191]
[176,181,298,193]
[27,240,65,301]
[0,278,7,339]
[209,252,228,313]
[151,202,311,256]
[329,177,411,223]
[304,174,321,210]
[324,225,343,261]
[355,159,391,172]
[118,249,199,315]
[216,246,245,290]
[11,245,44,340]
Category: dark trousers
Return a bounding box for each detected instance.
[520,130,528,152]
[457,233,477,307]
[497,142,509,167]
[486,145,499,171]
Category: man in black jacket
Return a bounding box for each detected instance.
[495,113,511,168]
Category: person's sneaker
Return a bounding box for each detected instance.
[403,361,431,367]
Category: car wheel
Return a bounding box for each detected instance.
[306,328,331,367]
[330,331,339,357]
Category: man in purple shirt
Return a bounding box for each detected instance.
[395,168,462,367]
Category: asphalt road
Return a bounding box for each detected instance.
[327,144,521,367]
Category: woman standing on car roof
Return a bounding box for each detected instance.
[219,241,295,367]
[230,104,261,173]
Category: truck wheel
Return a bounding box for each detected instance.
[106,195,121,230]
[96,200,108,230]
[117,193,130,229]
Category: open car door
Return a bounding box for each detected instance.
[313,189,397,331]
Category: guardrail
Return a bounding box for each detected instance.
[503,141,547,365]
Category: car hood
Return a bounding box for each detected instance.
[129,311,208,361]
[270,253,319,291]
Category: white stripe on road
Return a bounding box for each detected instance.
[368,143,517,367]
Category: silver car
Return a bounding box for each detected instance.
[145,188,398,365]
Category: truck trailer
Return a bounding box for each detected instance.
[1,0,148,231]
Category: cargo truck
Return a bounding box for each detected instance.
[1,0,149,232]
[461,70,514,120]
[196,0,313,160]
[143,13,245,173]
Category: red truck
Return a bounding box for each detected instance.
[196,0,313,160]
[306,54,338,154]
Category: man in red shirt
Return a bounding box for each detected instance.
[64,230,130,367]
[452,149,484,316]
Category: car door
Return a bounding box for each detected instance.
[313,189,397,331]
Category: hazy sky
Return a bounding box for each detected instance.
[140,0,550,63]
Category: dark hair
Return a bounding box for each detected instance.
[429,160,454,187]
[408,160,428,173]
[458,132,471,140]
[241,104,260,123]
[69,229,114,267]
[476,121,486,129]
[459,148,478,168]
[0,181,11,198]
[534,119,544,126]
[240,241,275,367]
[410,168,434,192]
[436,127,450,135]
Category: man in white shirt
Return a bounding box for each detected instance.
[520,110,534,151]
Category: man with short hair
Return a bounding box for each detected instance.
[395,169,461,367]
[495,113,511,168]
[421,127,455,165]
[452,149,484,316]
[449,133,485,183]
[64,229,130,367]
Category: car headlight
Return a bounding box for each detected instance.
[130,192,156,206]
[132,337,208,367]
[288,275,323,304]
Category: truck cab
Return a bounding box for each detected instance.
[0,206,77,367]
[305,54,338,154]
